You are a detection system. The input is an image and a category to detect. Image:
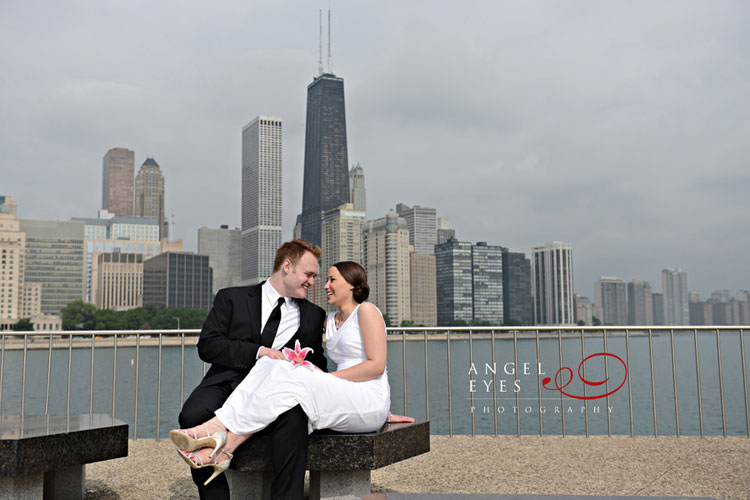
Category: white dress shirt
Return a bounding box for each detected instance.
[261,279,301,351]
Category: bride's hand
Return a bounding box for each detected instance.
[386,412,415,423]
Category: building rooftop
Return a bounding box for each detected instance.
[72,216,159,226]
[141,157,160,168]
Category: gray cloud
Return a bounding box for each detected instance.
[1,0,748,299]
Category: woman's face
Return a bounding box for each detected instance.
[324,266,353,307]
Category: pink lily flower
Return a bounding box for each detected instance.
[283,340,314,369]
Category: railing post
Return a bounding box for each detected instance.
[625,328,633,437]
[535,329,542,437]
[603,328,611,437]
[66,334,73,419]
[0,334,5,413]
[739,329,749,438]
[716,329,727,438]
[580,328,588,437]
[112,334,118,421]
[694,328,704,438]
[513,329,520,438]
[558,329,566,437]
[134,334,140,440]
[157,332,163,440]
[424,329,430,422]
[469,329,475,437]
[45,334,52,415]
[180,333,186,407]
[21,335,28,416]
[402,330,407,416]
[669,328,680,437]
[89,334,95,416]
[492,330,498,437]
[447,329,453,437]
[648,328,657,436]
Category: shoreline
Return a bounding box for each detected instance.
[0,331,661,350]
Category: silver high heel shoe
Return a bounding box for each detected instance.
[178,447,234,486]
[169,418,227,458]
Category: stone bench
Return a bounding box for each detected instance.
[0,414,128,500]
[227,420,430,500]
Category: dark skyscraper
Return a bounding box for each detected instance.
[501,247,533,326]
[298,73,350,246]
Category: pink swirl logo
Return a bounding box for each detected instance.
[542,353,628,400]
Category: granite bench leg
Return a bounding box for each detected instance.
[309,470,371,500]
[0,473,44,500]
[0,465,84,500]
[43,465,85,499]
[226,470,273,500]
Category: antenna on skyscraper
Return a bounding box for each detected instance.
[327,0,332,73]
[318,9,324,75]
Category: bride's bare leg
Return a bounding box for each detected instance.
[223,429,252,454]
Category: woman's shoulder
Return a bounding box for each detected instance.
[357,302,380,314]
[356,302,383,322]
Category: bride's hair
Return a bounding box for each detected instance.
[333,261,370,303]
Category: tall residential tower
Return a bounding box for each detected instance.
[531,241,574,325]
[662,268,689,325]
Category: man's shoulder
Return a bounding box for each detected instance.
[215,284,261,299]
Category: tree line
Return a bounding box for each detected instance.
[59,301,209,330]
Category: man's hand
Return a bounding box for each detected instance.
[258,346,286,360]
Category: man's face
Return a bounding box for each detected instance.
[282,251,319,299]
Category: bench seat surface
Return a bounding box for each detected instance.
[231,420,430,471]
[0,414,128,477]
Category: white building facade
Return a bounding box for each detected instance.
[531,241,574,325]
[241,116,283,285]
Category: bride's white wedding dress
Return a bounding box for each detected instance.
[214,304,390,435]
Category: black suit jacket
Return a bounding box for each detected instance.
[196,283,327,390]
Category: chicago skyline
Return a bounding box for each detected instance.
[2,2,749,297]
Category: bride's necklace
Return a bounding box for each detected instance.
[335,310,352,328]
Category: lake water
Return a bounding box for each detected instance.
[1,332,748,438]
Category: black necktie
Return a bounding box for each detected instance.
[261,297,285,348]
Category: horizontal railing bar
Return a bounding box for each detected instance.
[1,326,747,337]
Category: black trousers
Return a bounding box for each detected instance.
[178,381,309,500]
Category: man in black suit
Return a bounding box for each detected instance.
[178,239,327,500]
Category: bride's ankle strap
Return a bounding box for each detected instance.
[207,418,227,432]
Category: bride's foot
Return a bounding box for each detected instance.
[169,418,227,455]
[178,446,234,486]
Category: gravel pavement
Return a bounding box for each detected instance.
[84,436,750,499]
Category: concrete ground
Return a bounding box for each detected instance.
[84,435,750,499]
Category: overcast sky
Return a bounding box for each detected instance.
[2,0,748,299]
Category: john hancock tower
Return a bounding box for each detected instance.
[297,71,350,247]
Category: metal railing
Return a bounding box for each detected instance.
[0,326,747,439]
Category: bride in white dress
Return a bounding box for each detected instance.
[170,261,412,485]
